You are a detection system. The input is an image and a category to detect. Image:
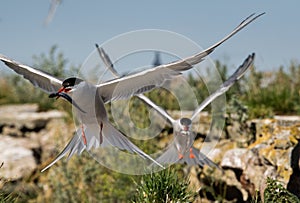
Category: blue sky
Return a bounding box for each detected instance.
[0,1,299,72]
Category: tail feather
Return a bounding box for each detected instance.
[155,145,181,165]
[102,121,164,168]
[67,137,85,161]
[156,145,221,169]
[41,129,84,172]
[188,147,220,169]
[41,121,166,172]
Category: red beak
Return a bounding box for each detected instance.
[58,86,65,93]
[56,87,65,100]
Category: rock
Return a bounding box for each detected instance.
[249,119,297,183]
[0,135,37,180]
[221,148,255,170]
[274,115,300,126]
[0,103,39,114]
[0,103,66,136]
[197,115,300,201]
[0,104,67,183]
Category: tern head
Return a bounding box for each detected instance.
[51,77,84,102]
[49,77,86,113]
[179,118,192,134]
[55,77,84,95]
[60,77,84,92]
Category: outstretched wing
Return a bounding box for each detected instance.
[0,54,62,93]
[97,45,176,124]
[191,53,255,121]
[44,0,61,25]
[97,13,264,103]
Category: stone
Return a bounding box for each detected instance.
[0,135,37,180]
[0,104,67,182]
[221,148,254,170]
[0,103,66,134]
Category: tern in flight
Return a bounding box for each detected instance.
[44,0,61,25]
[97,45,254,168]
[0,13,263,171]
[151,54,254,167]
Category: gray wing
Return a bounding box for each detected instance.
[190,53,255,121]
[44,0,61,25]
[96,44,119,76]
[97,13,264,103]
[0,54,63,93]
[98,65,180,103]
[97,46,175,124]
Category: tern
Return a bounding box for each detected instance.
[44,0,61,25]
[0,13,263,171]
[97,46,254,168]
[151,54,254,167]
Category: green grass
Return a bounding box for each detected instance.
[132,166,196,203]
[264,178,300,203]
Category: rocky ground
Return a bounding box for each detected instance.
[191,114,300,202]
[0,104,299,202]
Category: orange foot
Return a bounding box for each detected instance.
[81,124,87,145]
[178,153,184,159]
[189,148,195,159]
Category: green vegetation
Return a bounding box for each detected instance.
[0,193,17,203]
[242,63,300,118]
[261,178,299,203]
[187,60,300,119]
[41,153,137,203]
[132,167,196,203]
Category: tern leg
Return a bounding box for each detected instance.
[178,153,184,159]
[189,148,195,159]
[81,124,87,145]
[99,122,103,144]
[177,147,184,159]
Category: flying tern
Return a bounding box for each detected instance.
[44,0,61,25]
[97,46,254,168]
[150,54,254,167]
[0,13,263,171]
